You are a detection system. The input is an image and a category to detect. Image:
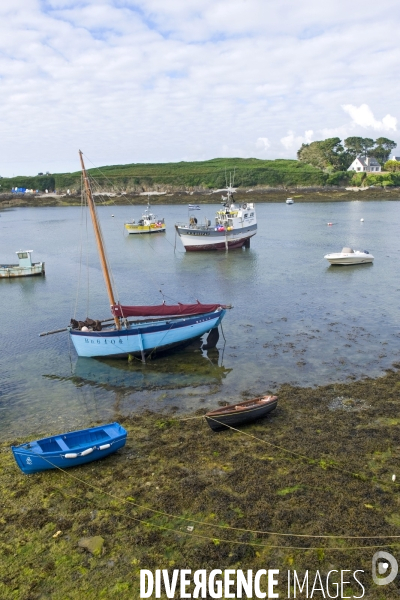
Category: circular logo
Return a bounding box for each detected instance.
[372,551,398,586]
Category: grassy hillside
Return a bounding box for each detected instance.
[0,158,329,193]
[2,158,399,195]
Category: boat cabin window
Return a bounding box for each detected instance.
[18,252,28,259]
[244,213,248,218]
[250,212,254,217]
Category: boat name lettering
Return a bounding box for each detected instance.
[84,337,124,344]
[26,457,32,465]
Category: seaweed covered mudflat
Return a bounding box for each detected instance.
[2,368,400,599]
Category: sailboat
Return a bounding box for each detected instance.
[67,151,228,361]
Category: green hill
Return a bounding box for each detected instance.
[0,158,330,193]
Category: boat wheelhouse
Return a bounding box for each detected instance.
[0,250,45,278]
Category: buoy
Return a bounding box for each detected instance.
[111,214,114,218]
[360,218,364,222]
[327,223,333,226]
[393,474,396,482]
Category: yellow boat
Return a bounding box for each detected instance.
[124,203,166,234]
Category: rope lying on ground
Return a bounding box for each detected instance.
[17,417,400,549]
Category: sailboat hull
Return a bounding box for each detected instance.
[69,309,226,358]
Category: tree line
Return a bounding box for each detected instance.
[297,137,397,171]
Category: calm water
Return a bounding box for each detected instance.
[1,200,400,441]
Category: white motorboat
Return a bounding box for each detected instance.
[324,247,374,266]
[286,198,294,204]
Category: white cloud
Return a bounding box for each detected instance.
[280,130,313,150]
[256,137,270,150]
[0,1,399,175]
[342,103,397,132]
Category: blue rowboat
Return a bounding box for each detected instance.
[11,422,127,474]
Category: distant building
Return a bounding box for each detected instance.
[347,156,381,172]
[391,156,400,162]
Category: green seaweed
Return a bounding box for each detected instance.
[3,368,400,598]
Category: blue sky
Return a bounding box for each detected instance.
[0,0,399,176]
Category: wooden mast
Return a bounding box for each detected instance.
[79,150,120,330]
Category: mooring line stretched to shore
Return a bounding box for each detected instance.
[179,414,396,491]
[20,446,400,544]
[48,485,400,552]
[205,416,370,483]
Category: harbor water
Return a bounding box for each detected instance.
[1,200,400,441]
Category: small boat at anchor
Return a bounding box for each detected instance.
[11,422,127,474]
[175,176,257,251]
[324,247,374,266]
[125,200,166,234]
[0,250,45,278]
[40,151,228,361]
[205,395,278,431]
[286,198,294,204]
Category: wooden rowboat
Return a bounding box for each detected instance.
[205,395,278,431]
[11,422,127,474]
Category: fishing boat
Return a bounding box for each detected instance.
[42,151,228,361]
[0,250,45,278]
[205,395,278,431]
[175,180,257,251]
[11,422,127,474]
[324,247,374,266]
[125,200,166,234]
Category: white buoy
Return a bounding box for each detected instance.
[393,474,396,482]
[111,214,114,218]
[360,218,364,222]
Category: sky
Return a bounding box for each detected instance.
[0,0,399,177]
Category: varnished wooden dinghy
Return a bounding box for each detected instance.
[205,395,278,431]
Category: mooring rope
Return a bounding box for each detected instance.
[14,430,400,547]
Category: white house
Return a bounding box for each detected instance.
[391,156,400,161]
[347,156,381,172]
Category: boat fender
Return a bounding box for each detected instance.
[80,447,94,456]
[64,453,79,459]
[99,443,111,450]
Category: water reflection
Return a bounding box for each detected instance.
[44,346,231,394]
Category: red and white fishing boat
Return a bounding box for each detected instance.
[175,182,257,251]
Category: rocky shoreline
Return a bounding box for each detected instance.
[1,186,400,208]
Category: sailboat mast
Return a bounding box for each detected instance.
[79,150,121,330]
